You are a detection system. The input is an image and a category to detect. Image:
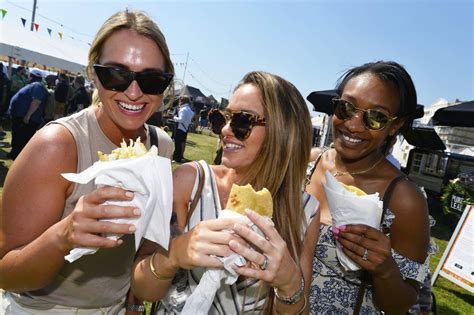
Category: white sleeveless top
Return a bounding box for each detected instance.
[161,160,319,314]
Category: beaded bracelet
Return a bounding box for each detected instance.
[274,277,304,305]
[149,250,174,281]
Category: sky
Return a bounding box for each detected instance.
[1,0,473,115]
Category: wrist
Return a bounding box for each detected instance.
[274,276,304,305]
[125,302,145,313]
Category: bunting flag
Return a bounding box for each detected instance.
[21,17,26,27]
[34,23,39,32]
[47,28,52,36]
[58,32,63,40]
[1,9,7,19]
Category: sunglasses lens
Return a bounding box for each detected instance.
[209,110,226,135]
[335,100,357,120]
[136,72,172,94]
[364,110,390,130]
[94,65,172,94]
[94,66,131,91]
[230,112,252,140]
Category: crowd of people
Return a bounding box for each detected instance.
[0,63,93,159]
[0,9,436,315]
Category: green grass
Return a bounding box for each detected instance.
[0,126,472,314]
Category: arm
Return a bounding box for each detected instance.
[337,181,429,314]
[23,99,41,124]
[131,164,241,302]
[0,124,139,292]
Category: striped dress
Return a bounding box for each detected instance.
[158,160,319,314]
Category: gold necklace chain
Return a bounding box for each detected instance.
[333,155,385,177]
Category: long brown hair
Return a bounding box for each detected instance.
[235,71,312,310]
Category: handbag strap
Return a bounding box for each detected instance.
[186,161,205,227]
[148,124,159,151]
[354,174,407,314]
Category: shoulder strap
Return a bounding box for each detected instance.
[305,147,329,187]
[148,124,159,156]
[186,161,205,226]
[381,175,407,222]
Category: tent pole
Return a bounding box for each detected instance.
[30,0,37,31]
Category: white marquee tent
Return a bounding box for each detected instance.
[0,21,88,74]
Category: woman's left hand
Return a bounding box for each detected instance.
[335,224,395,277]
[228,209,301,294]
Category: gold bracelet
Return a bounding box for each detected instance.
[149,250,174,281]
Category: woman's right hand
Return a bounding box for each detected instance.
[171,218,245,270]
[61,186,141,251]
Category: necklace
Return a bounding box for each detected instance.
[333,155,384,177]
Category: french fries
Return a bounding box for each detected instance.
[97,137,157,161]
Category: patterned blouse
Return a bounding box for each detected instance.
[309,210,437,314]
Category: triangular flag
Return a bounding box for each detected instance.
[58,32,63,40]
[1,9,7,19]
[47,28,52,36]
[21,18,26,27]
[34,23,39,32]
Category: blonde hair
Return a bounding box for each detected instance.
[234,71,312,311]
[87,10,175,106]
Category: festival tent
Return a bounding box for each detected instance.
[431,101,474,127]
[0,21,87,74]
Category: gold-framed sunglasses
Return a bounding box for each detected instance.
[208,109,266,140]
[332,98,397,130]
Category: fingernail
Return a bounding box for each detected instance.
[117,239,123,245]
[335,235,339,240]
[125,191,134,198]
[133,208,141,216]
[244,208,255,216]
[331,227,340,235]
[233,224,241,231]
[229,240,239,248]
[338,225,346,231]
[129,225,136,232]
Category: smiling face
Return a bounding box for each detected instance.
[94,28,166,135]
[332,73,404,162]
[220,84,266,173]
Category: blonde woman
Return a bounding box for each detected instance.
[0,10,174,313]
[132,71,320,314]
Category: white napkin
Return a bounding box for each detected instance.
[323,171,383,271]
[181,209,262,315]
[61,152,173,263]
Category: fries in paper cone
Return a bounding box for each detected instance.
[61,137,172,263]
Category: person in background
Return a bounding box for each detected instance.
[10,66,28,97]
[197,106,209,133]
[53,73,71,119]
[65,75,91,115]
[172,95,194,162]
[0,10,174,314]
[7,69,49,160]
[132,71,320,314]
[305,61,434,313]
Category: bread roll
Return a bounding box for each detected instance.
[226,184,273,217]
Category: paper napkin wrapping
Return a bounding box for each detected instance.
[61,152,172,263]
[323,171,383,271]
[181,209,265,315]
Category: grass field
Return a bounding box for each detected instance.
[0,127,472,314]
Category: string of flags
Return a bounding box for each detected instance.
[1,7,84,44]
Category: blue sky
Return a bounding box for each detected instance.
[2,0,473,113]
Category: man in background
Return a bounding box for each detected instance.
[8,69,49,160]
[172,96,194,162]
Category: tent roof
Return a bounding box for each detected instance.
[432,101,474,127]
[0,21,87,73]
[177,85,209,103]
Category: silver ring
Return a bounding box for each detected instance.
[259,254,269,270]
[362,248,369,261]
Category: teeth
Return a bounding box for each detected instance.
[342,134,362,143]
[224,143,243,150]
[118,101,145,112]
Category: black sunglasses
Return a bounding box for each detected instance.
[332,98,397,130]
[208,109,266,140]
[93,64,173,95]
